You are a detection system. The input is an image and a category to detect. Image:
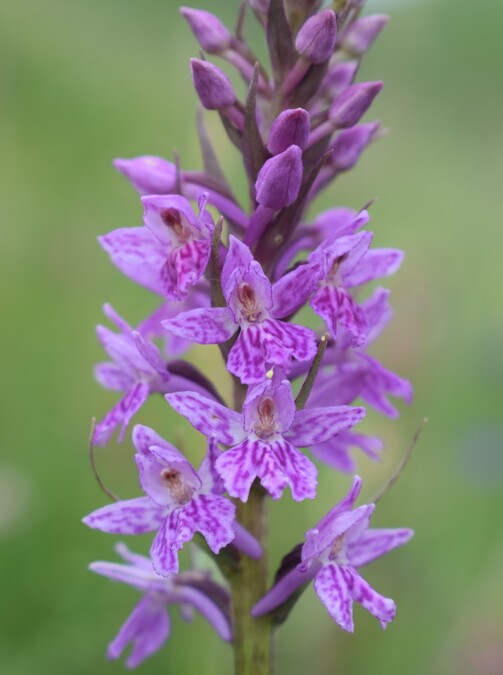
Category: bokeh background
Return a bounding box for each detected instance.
[1,0,502,673]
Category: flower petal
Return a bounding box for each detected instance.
[310,284,367,346]
[343,566,396,629]
[107,595,170,668]
[216,438,317,502]
[345,248,404,287]
[314,564,354,632]
[83,497,166,535]
[89,561,166,593]
[232,522,263,560]
[186,493,236,554]
[347,528,414,568]
[288,405,366,446]
[272,262,321,319]
[221,236,254,295]
[178,586,232,642]
[252,564,319,617]
[162,307,236,344]
[98,227,167,295]
[93,382,150,446]
[94,362,134,392]
[165,391,245,445]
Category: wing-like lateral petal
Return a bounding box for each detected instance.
[162,307,236,344]
[288,405,366,446]
[345,248,404,288]
[165,391,245,445]
[98,227,167,294]
[347,528,414,567]
[83,497,166,535]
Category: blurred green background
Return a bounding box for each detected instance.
[1,0,502,673]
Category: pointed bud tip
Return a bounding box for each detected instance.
[180,7,232,54]
[295,9,337,64]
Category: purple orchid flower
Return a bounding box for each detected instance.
[308,230,403,347]
[304,288,412,471]
[98,193,214,301]
[90,543,231,668]
[162,236,319,384]
[166,377,365,502]
[252,476,413,631]
[93,305,173,446]
[93,304,224,446]
[312,288,413,417]
[84,426,262,575]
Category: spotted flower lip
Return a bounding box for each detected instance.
[252,476,414,631]
[83,426,261,576]
[166,378,365,502]
[98,193,214,301]
[162,236,319,384]
[90,543,232,668]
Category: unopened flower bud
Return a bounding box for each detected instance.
[267,109,311,155]
[329,81,383,128]
[295,9,337,64]
[180,7,232,54]
[256,145,303,209]
[341,15,388,56]
[113,156,176,195]
[190,58,237,110]
[320,61,359,99]
[329,122,380,172]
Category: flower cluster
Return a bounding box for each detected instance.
[85,0,414,668]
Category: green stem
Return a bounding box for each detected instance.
[229,484,274,675]
[228,380,274,675]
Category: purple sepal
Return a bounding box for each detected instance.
[190,58,237,110]
[267,108,311,155]
[255,145,303,209]
[329,81,383,129]
[180,7,232,54]
[113,156,176,194]
[295,9,337,64]
[341,14,389,56]
[252,562,320,617]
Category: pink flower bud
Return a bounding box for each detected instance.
[267,108,311,155]
[329,122,380,172]
[180,7,232,54]
[341,15,389,56]
[329,81,383,128]
[295,9,337,64]
[190,58,237,110]
[113,156,176,195]
[256,145,303,209]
